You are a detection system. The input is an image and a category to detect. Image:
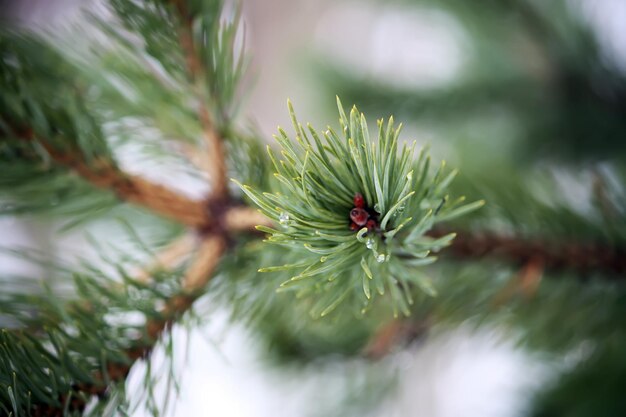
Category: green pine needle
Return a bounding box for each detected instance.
[235,98,483,317]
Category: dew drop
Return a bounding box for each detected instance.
[279,212,290,225]
[376,254,386,263]
[366,238,375,249]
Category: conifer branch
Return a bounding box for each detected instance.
[199,107,228,197]
[3,0,624,413]
[112,235,226,411]
[38,136,211,228]
[491,257,544,307]
[30,234,226,416]
[144,234,227,341]
[134,233,197,282]
[431,228,626,277]
[364,317,430,359]
[6,124,212,227]
[223,206,273,232]
[219,201,625,279]
[178,142,214,174]
[171,0,228,197]
[182,234,227,290]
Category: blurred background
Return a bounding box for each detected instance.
[2,0,626,416]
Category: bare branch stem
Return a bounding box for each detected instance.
[41,141,211,228]
[430,228,626,277]
[171,0,228,197]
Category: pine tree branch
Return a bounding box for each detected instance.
[12,126,270,236]
[123,234,227,406]
[31,234,226,416]
[364,318,430,360]
[38,137,211,228]
[224,206,273,232]
[178,141,214,174]
[214,208,625,277]
[134,233,197,282]
[171,0,228,197]
[491,256,544,307]
[182,234,227,290]
[144,233,227,343]
[34,211,252,417]
[430,228,626,277]
[6,122,212,227]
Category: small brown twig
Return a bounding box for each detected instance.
[364,228,626,358]
[171,0,228,197]
[34,233,226,416]
[364,317,431,360]
[10,124,212,228]
[223,206,274,232]
[44,142,211,228]
[182,234,227,290]
[134,233,197,282]
[492,256,545,307]
[177,142,214,174]
[429,228,626,277]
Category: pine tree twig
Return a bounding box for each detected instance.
[519,256,544,298]
[171,0,228,197]
[134,233,197,282]
[365,226,626,359]
[125,234,225,389]
[199,106,228,197]
[224,206,273,232]
[170,0,201,83]
[182,234,227,290]
[8,125,212,227]
[592,169,618,221]
[42,141,211,228]
[113,235,226,391]
[430,228,626,277]
[366,255,543,360]
[364,317,430,359]
[177,142,214,174]
[17,126,269,237]
[363,320,403,359]
[33,234,226,416]
[492,256,544,307]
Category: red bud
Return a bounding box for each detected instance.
[350,208,369,226]
[353,193,365,209]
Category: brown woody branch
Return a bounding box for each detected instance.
[34,234,226,416]
[224,206,273,232]
[134,233,197,282]
[365,227,626,359]
[33,130,271,234]
[40,140,210,228]
[429,228,626,277]
[20,3,248,414]
[216,212,626,277]
[10,124,212,228]
[171,0,228,197]
[364,318,430,360]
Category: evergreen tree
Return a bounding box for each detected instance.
[0,0,624,416]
